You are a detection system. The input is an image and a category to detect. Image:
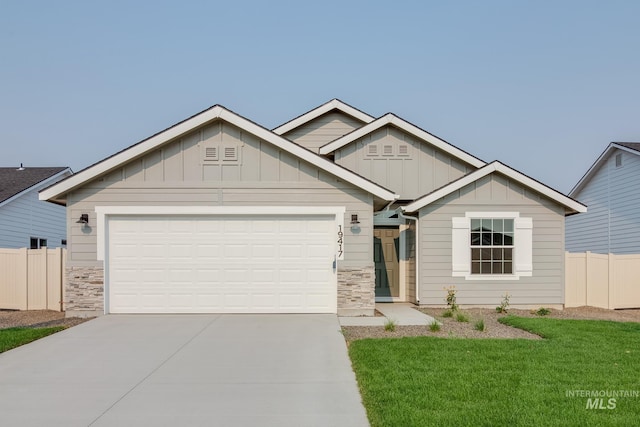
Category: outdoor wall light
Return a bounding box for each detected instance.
[350,214,360,224]
[76,214,89,225]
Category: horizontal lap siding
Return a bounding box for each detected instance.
[67,119,373,268]
[0,189,67,249]
[567,149,640,254]
[418,174,565,306]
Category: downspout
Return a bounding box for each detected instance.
[397,208,419,305]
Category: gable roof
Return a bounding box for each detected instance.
[39,105,398,204]
[402,161,586,216]
[272,98,375,135]
[569,142,640,197]
[318,113,486,168]
[0,167,71,207]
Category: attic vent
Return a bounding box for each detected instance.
[615,153,623,168]
[223,146,238,161]
[383,145,393,155]
[398,144,409,155]
[367,145,378,156]
[204,146,218,161]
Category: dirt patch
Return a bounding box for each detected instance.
[342,306,640,343]
[0,310,93,330]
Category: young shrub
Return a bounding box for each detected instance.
[384,318,397,332]
[442,309,454,318]
[474,319,485,331]
[536,307,551,316]
[496,292,511,313]
[444,286,459,311]
[429,320,441,332]
[455,312,469,323]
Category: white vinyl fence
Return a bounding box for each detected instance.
[565,252,640,309]
[0,248,65,311]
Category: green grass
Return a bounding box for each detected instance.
[349,317,640,427]
[0,327,65,353]
[455,312,469,323]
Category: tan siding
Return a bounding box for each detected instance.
[334,124,474,199]
[66,119,374,270]
[283,111,365,152]
[417,174,566,306]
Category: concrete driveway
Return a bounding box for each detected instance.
[0,314,369,427]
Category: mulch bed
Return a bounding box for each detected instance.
[342,306,640,343]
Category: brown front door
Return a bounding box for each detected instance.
[374,227,400,298]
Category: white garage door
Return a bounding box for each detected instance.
[107,215,336,314]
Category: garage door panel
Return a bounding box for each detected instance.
[108,215,336,313]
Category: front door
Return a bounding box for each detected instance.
[374,227,400,299]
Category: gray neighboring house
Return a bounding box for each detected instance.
[0,166,72,249]
[40,100,585,317]
[566,142,640,254]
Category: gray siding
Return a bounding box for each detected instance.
[567,148,640,254]
[334,125,473,199]
[418,174,566,306]
[0,185,67,249]
[67,119,373,269]
[282,112,365,153]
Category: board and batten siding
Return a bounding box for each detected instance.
[334,125,473,200]
[0,185,67,249]
[566,148,640,254]
[417,173,566,306]
[281,111,366,153]
[66,119,373,269]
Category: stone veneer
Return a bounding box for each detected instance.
[337,265,375,316]
[65,266,104,317]
[65,265,375,317]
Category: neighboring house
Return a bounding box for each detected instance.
[0,166,72,249]
[566,142,640,254]
[40,99,585,316]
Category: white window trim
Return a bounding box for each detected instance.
[95,206,345,261]
[452,212,533,281]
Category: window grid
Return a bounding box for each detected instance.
[470,218,514,275]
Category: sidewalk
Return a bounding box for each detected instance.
[339,303,438,326]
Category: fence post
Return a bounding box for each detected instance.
[608,253,615,310]
[585,251,590,306]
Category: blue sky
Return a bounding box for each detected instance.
[1,1,639,193]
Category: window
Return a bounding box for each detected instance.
[452,213,532,280]
[30,238,47,249]
[470,218,513,274]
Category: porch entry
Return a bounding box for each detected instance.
[374,227,400,299]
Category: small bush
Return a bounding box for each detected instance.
[429,321,441,332]
[455,312,469,323]
[442,309,454,318]
[384,318,397,332]
[536,307,551,316]
[474,319,485,331]
[496,292,511,313]
[444,286,459,311]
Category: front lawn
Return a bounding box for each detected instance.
[0,327,65,353]
[349,317,640,426]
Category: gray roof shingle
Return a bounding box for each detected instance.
[0,166,69,203]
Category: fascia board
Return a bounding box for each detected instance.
[39,107,224,201]
[319,114,486,169]
[272,99,374,135]
[403,162,587,214]
[402,164,496,212]
[219,110,397,200]
[40,106,396,202]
